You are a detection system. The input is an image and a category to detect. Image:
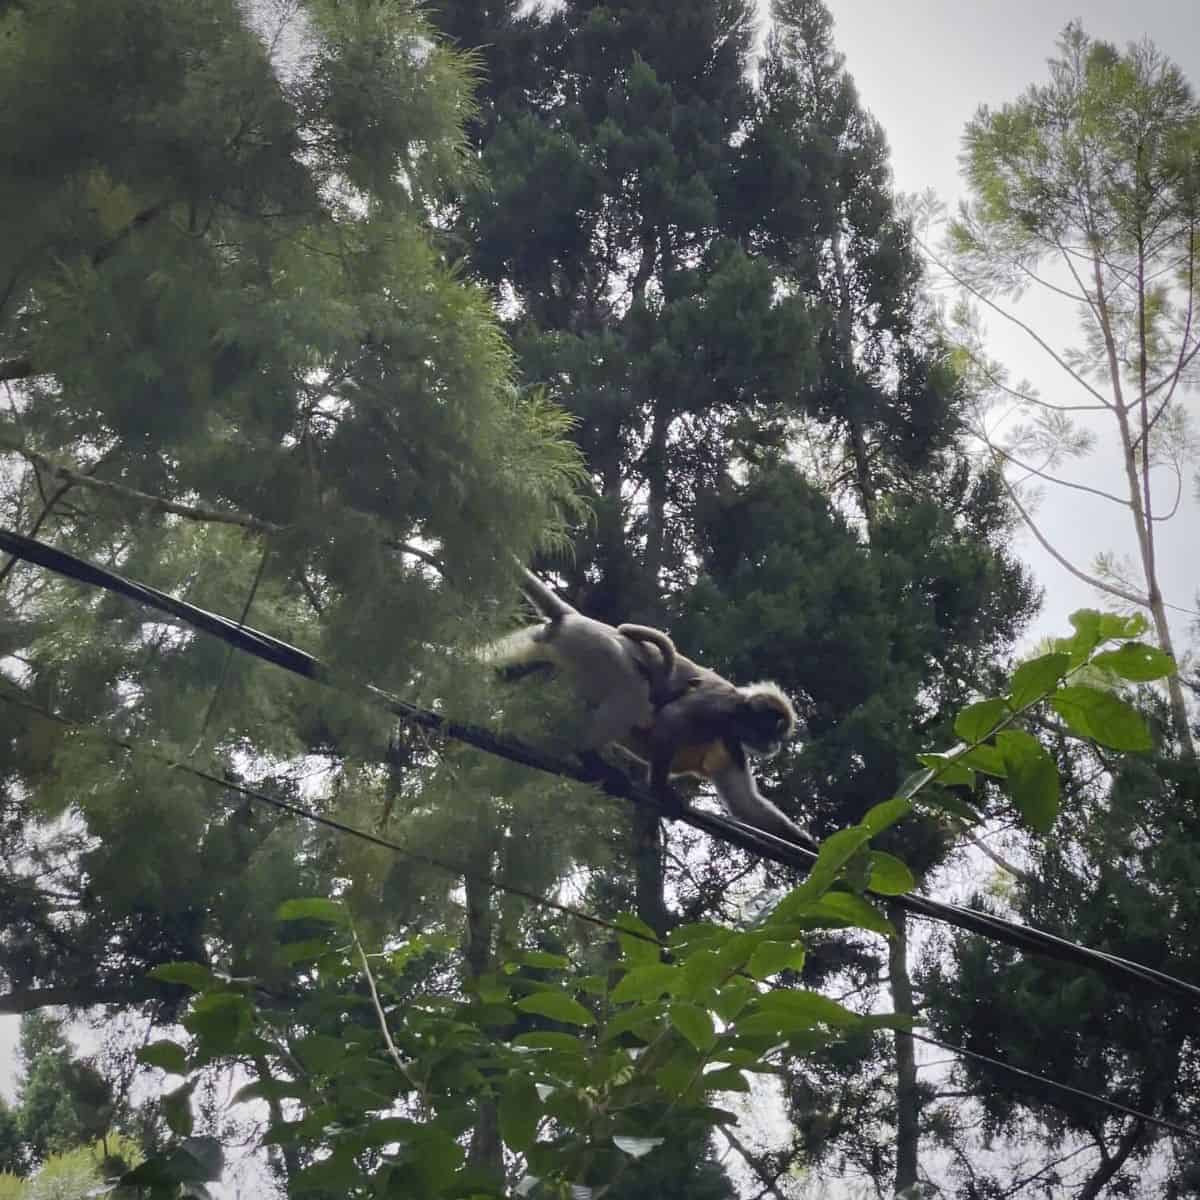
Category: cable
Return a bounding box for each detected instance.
[910,1031,1198,1142]
[0,685,642,944]
[2,526,1200,1007]
[1,685,1193,1145]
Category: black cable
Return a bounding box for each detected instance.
[2,684,1194,1144]
[910,1031,1198,1141]
[2,526,1199,1007]
[0,685,639,943]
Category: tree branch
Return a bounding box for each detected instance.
[0,437,281,533]
[993,443,1132,508]
[0,982,157,1013]
[0,359,32,383]
[995,463,1149,607]
[920,236,1114,409]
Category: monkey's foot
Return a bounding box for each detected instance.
[577,749,637,794]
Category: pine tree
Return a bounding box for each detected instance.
[0,0,584,1014]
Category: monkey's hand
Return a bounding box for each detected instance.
[577,749,640,795]
[651,782,690,822]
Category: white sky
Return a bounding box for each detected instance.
[821,0,1200,655]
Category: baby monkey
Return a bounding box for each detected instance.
[488,567,811,847]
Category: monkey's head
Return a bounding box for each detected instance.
[735,683,798,757]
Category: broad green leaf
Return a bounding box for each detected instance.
[755,989,858,1024]
[918,788,983,823]
[294,1034,350,1075]
[613,1136,664,1158]
[667,922,732,951]
[292,1151,358,1194]
[615,913,662,966]
[655,1053,703,1098]
[954,698,1010,743]
[515,991,595,1027]
[859,1012,916,1032]
[955,744,1007,777]
[746,940,806,980]
[512,1032,590,1055]
[996,730,1059,833]
[669,1002,716,1051]
[138,1040,188,1074]
[353,1117,421,1148]
[600,1002,665,1042]
[682,949,726,993]
[896,768,935,799]
[1092,642,1175,682]
[405,1128,466,1192]
[861,796,912,835]
[233,1078,316,1105]
[519,950,571,970]
[736,990,857,1036]
[1095,611,1148,640]
[701,1066,750,1092]
[805,891,894,936]
[714,932,766,973]
[1051,686,1153,751]
[275,898,347,925]
[788,826,873,906]
[276,939,332,966]
[712,978,757,1022]
[867,852,915,896]
[1008,652,1071,708]
[499,1074,541,1152]
[150,962,212,991]
[1068,609,1103,650]
[162,1081,195,1137]
[183,992,251,1052]
[916,754,974,787]
[611,963,681,1004]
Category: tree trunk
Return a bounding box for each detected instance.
[1091,256,1194,760]
[887,902,920,1196]
[632,806,670,937]
[1078,1120,1145,1200]
[463,829,504,1179]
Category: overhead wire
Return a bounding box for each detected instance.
[0,683,1194,1143]
[1,525,1199,1012]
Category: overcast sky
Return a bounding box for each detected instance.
[821,0,1200,654]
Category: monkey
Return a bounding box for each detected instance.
[485,566,812,848]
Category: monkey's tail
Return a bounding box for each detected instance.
[617,623,677,703]
[516,565,574,623]
[476,623,551,668]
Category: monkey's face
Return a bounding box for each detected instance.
[737,693,795,757]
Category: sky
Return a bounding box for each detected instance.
[820,0,1200,655]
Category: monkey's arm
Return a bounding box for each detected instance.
[709,753,815,850]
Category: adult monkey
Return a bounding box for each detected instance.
[487,566,811,847]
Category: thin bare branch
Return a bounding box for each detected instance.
[921,236,1114,409]
[353,927,414,1082]
[719,1127,788,1200]
[995,462,1149,607]
[960,828,1034,885]
[0,359,32,384]
[993,443,1132,508]
[0,437,281,533]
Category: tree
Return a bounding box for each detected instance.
[0,0,585,1022]
[932,22,1200,760]
[423,0,1037,1192]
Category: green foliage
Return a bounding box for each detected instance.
[119,617,1165,1195]
[128,837,908,1198]
[0,0,587,1050]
